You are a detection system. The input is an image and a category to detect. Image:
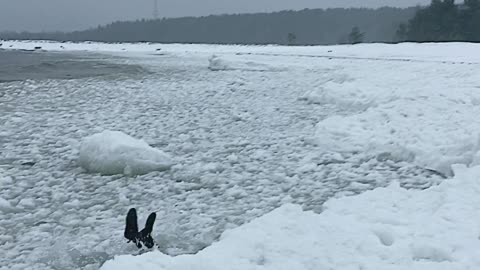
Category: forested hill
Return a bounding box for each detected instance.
[1,7,418,45]
[398,0,480,42]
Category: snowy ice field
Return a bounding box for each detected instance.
[1,40,480,269]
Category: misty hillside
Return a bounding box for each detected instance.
[1,7,418,45]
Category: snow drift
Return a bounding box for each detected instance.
[78,130,173,175]
[312,56,480,176]
[101,164,480,270]
[315,97,480,176]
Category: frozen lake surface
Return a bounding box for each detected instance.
[3,41,479,269]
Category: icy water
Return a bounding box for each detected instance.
[0,49,146,83]
[0,50,443,270]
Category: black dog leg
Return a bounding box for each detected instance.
[124,208,157,249]
[139,212,156,249]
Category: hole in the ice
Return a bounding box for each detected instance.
[373,230,395,246]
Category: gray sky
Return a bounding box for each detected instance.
[0,0,430,32]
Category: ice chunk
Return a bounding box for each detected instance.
[78,130,173,176]
[0,173,13,185]
[208,55,230,71]
[0,197,13,213]
[18,198,36,209]
[208,54,281,72]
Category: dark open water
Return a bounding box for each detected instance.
[0,49,146,83]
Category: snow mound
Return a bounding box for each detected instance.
[101,165,480,270]
[208,55,281,72]
[312,59,480,176]
[78,130,173,175]
[315,95,480,176]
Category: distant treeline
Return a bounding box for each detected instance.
[1,7,418,45]
[398,0,480,42]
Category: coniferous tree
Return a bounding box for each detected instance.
[402,0,480,42]
[395,23,408,41]
[287,33,297,45]
[0,7,417,45]
[348,26,364,44]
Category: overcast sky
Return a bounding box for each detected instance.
[0,0,430,32]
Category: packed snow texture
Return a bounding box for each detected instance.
[1,40,480,270]
[208,54,282,72]
[311,63,480,176]
[78,130,173,175]
[102,165,480,270]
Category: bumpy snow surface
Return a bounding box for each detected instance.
[1,40,480,270]
[78,130,173,175]
[101,165,480,270]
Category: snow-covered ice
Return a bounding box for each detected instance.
[101,164,480,270]
[1,40,479,270]
[78,130,173,175]
[3,40,480,64]
[208,54,283,72]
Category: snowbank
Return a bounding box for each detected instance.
[78,130,173,175]
[311,54,480,176]
[101,165,480,270]
[316,96,480,176]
